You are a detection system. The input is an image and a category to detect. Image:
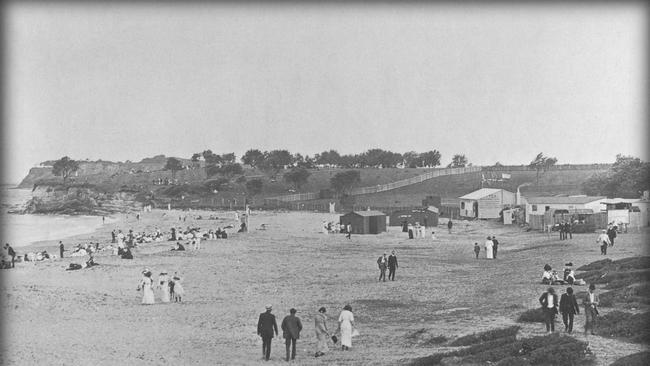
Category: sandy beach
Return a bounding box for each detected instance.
[1,209,648,365]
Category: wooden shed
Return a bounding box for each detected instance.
[340,210,387,234]
[389,207,439,227]
[459,188,516,219]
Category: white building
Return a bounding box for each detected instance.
[459,188,516,219]
[523,196,606,223]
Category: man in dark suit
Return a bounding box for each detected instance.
[377,253,388,282]
[559,287,580,333]
[388,250,398,281]
[257,304,278,360]
[491,235,499,259]
[281,308,303,361]
[539,287,559,333]
[584,284,600,335]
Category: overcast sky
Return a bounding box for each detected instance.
[3,2,647,184]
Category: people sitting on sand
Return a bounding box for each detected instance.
[171,242,185,251]
[542,265,562,285]
[563,263,576,285]
[120,247,133,259]
[238,222,247,233]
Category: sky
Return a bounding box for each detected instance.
[3,2,647,184]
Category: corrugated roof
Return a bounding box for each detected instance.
[459,188,512,200]
[343,210,386,217]
[525,196,605,204]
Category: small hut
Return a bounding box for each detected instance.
[340,210,387,234]
[389,207,439,227]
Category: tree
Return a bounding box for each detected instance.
[220,153,236,164]
[283,167,311,190]
[52,156,80,183]
[315,150,341,167]
[163,157,183,179]
[206,163,243,178]
[259,150,294,178]
[204,178,230,192]
[245,178,264,197]
[241,149,265,168]
[582,155,650,198]
[420,150,442,167]
[330,170,361,196]
[448,154,468,168]
[528,152,558,185]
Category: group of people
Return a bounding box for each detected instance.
[376,251,399,281]
[473,235,499,259]
[557,221,573,240]
[321,221,352,236]
[138,269,184,304]
[257,304,356,362]
[538,283,599,335]
[402,222,429,239]
[541,263,580,285]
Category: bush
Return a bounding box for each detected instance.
[576,258,613,271]
[517,308,545,323]
[596,311,650,343]
[463,342,523,363]
[495,357,532,366]
[528,338,589,365]
[449,326,520,346]
[609,351,650,366]
[422,335,448,346]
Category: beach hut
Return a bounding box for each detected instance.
[459,188,516,219]
[523,196,606,225]
[389,207,439,227]
[339,210,387,234]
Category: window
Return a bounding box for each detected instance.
[461,202,465,209]
[545,206,550,211]
[532,205,537,212]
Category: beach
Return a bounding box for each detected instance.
[1,209,648,365]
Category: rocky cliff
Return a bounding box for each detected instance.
[22,184,143,215]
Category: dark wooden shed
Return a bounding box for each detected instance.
[339,210,387,234]
[389,207,439,227]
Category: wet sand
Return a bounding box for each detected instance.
[1,209,648,365]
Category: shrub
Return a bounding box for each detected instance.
[596,311,650,343]
[449,326,520,346]
[609,351,650,366]
[517,308,545,323]
[462,341,523,363]
[576,258,613,271]
[457,336,520,357]
[422,335,448,346]
[528,339,589,365]
[495,357,532,366]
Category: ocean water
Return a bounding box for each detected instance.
[1,186,112,247]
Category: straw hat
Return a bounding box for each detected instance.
[265,304,272,310]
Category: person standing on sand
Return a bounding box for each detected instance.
[473,243,480,259]
[171,272,184,302]
[59,241,64,258]
[584,284,599,335]
[539,287,559,334]
[607,225,617,247]
[559,287,580,333]
[596,230,611,255]
[281,308,303,362]
[314,307,330,358]
[447,219,453,234]
[258,304,278,361]
[138,270,155,305]
[346,223,352,239]
[492,235,499,259]
[377,253,388,282]
[337,305,355,350]
[5,244,15,268]
[388,250,398,281]
[157,270,171,303]
[484,236,494,259]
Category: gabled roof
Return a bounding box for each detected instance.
[459,188,512,200]
[525,196,606,204]
[343,210,386,217]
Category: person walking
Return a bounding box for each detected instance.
[484,236,494,259]
[565,222,573,239]
[559,222,565,240]
[138,269,155,305]
[473,242,480,259]
[258,304,278,361]
[597,230,611,255]
[584,284,600,336]
[346,223,352,239]
[447,219,453,234]
[377,253,388,282]
[559,287,580,333]
[59,241,65,258]
[491,235,499,259]
[607,225,617,247]
[539,287,559,334]
[281,308,303,362]
[337,305,355,351]
[157,270,171,303]
[388,250,398,281]
[314,307,330,358]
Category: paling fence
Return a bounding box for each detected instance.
[263,166,481,209]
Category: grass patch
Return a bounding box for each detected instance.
[449,325,520,346]
[421,335,448,346]
[609,351,650,366]
[516,308,545,323]
[596,311,650,344]
[599,283,650,308]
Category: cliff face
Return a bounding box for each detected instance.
[23,184,143,215]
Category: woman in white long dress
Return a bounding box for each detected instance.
[139,270,155,305]
[485,236,494,259]
[158,271,171,303]
[338,304,355,350]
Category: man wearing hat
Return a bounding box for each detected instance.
[377,252,388,282]
[257,304,278,361]
[388,250,398,281]
[281,308,303,361]
[491,235,499,259]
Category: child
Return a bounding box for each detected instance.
[473,243,480,259]
[172,272,184,302]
